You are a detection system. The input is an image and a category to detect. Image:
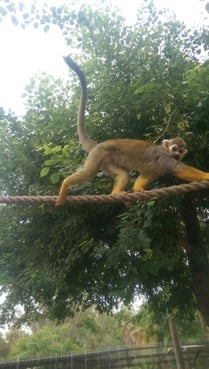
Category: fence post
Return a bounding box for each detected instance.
[168,317,185,369]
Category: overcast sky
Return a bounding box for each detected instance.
[0,0,208,114]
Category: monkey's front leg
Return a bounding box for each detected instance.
[110,169,129,194]
[120,174,153,207]
[174,163,209,182]
[133,174,154,192]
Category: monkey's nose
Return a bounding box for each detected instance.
[174,154,180,160]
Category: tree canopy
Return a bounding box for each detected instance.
[0,0,209,327]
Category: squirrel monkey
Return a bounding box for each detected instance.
[56,56,209,206]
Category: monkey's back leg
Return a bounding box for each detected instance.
[56,148,103,205]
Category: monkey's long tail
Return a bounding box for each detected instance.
[64,56,97,152]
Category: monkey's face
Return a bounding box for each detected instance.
[169,143,187,161]
[162,138,187,161]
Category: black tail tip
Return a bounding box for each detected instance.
[63,55,77,68]
[63,55,71,64]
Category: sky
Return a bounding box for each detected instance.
[0,0,208,115]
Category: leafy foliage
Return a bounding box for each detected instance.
[0,1,209,327]
[10,308,124,358]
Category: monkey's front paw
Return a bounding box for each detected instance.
[133,187,145,192]
[111,190,131,207]
[111,190,127,195]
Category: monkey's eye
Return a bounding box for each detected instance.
[179,148,185,154]
[172,145,178,152]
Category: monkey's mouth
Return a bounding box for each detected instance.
[173,154,181,160]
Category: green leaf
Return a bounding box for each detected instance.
[50,172,60,184]
[40,167,50,177]
[44,159,54,166]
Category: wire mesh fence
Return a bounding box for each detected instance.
[0,343,209,369]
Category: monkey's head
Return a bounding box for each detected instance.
[162,137,187,161]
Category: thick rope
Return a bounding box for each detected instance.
[0,181,209,205]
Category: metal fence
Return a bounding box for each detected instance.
[0,343,209,369]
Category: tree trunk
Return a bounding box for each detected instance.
[169,317,185,369]
[182,196,209,326]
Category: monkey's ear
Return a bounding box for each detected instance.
[162,139,170,150]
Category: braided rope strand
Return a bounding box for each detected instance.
[0,181,209,205]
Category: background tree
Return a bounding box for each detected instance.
[2,305,205,360]
[0,0,209,329]
[0,332,10,359]
[9,308,124,358]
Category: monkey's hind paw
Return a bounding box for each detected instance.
[55,197,66,206]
